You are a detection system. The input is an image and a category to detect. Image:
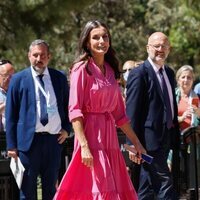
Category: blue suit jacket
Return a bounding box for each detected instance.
[126,60,179,151]
[6,67,71,152]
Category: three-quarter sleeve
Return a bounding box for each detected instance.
[112,86,130,127]
[68,63,86,122]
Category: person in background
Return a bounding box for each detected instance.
[126,32,179,199]
[54,20,146,200]
[176,65,200,130]
[0,59,14,132]
[120,60,143,98]
[194,76,200,98]
[174,65,200,193]
[119,59,144,191]
[122,60,143,83]
[122,60,136,83]
[6,39,71,200]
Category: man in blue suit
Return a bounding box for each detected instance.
[126,32,179,199]
[6,39,71,200]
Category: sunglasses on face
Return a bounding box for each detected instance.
[122,68,132,73]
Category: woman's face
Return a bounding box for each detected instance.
[87,26,110,57]
[178,70,193,91]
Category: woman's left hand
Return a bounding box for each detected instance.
[81,144,93,168]
[129,142,146,164]
[129,151,142,164]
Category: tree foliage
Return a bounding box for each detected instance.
[0,0,200,75]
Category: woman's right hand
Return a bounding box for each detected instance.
[71,117,94,168]
[81,144,93,168]
[182,108,192,118]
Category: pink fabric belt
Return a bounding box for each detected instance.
[84,111,114,122]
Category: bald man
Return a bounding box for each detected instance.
[0,59,14,131]
[126,32,179,199]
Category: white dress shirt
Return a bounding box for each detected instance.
[31,66,62,134]
[148,57,174,119]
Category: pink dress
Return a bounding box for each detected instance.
[54,58,138,200]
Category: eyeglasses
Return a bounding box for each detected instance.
[0,59,12,66]
[122,68,132,73]
[148,44,169,50]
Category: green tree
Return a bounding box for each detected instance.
[0,0,200,74]
[70,0,149,68]
[169,0,200,70]
[144,0,200,71]
[0,0,93,71]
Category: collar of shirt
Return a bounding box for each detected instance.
[0,87,6,95]
[30,66,50,79]
[148,57,165,74]
[30,66,62,134]
[148,58,174,118]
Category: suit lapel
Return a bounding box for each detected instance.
[165,66,177,120]
[145,61,164,103]
[24,68,36,107]
[49,68,60,102]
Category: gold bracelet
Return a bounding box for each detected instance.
[81,142,88,148]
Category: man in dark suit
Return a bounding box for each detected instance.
[6,39,71,200]
[126,32,179,199]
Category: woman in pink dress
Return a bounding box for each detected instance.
[54,20,146,200]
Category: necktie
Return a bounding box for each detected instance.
[159,68,173,129]
[38,74,48,126]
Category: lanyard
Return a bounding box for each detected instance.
[34,75,50,106]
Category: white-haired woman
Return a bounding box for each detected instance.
[169,65,200,192]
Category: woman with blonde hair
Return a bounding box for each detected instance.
[175,65,200,129]
[169,65,200,193]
